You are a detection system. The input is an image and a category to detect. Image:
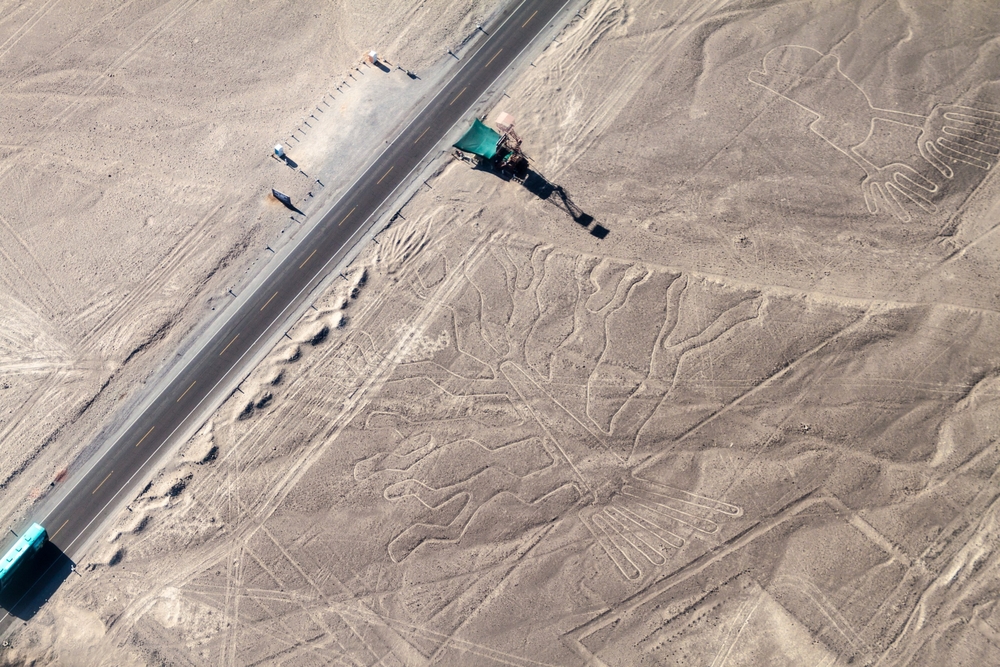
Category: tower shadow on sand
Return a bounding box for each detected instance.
[521,170,608,238]
[472,160,608,239]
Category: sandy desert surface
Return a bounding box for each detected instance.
[0,0,500,551]
[6,0,1000,665]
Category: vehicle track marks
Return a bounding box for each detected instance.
[0,0,63,64]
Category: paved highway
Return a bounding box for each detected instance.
[0,0,572,627]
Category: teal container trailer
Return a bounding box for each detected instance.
[0,523,47,591]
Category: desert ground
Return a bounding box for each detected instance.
[0,0,501,551]
[5,0,1000,665]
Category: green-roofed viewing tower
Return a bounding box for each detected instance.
[453,113,528,181]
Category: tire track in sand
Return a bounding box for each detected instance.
[0,0,63,64]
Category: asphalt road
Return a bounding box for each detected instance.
[0,0,571,628]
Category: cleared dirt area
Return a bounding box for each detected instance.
[7,0,1000,665]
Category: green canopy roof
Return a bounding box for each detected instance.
[453,119,500,159]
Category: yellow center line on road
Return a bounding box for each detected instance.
[522,10,537,28]
[450,87,467,106]
[484,48,503,68]
[219,333,240,356]
[92,471,113,495]
[376,165,394,185]
[298,249,317,269]
[413,127,430,145]
[50,519,69,540]
[338,206,356,227]
[176,380,196,402]
[220,334,240,356]
[260,291,278,312]
[135,426,155,448]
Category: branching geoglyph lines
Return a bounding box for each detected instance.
[354,238,752,577]
[504,359,742,581]
[95,229,493,661]
[355,429,580,563]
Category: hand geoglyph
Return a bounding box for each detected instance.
[918,104,1000,176]
[749,45,1000,221]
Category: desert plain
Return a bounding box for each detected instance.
[4,0,1000,665]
